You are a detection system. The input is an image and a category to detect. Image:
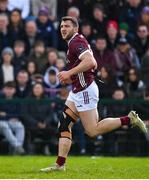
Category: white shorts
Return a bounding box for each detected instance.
[66,81,99,112]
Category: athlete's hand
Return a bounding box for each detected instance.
[57,71,72,84]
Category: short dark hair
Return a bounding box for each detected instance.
[3,81,16,88]
[48,69,56,75]
[34,40,45,48]
[95,34,107,41]
[14,40,25,47]
[61,16,79,28]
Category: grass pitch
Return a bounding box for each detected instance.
[0,156,149,179]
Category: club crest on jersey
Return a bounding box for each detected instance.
[76,44,85,54]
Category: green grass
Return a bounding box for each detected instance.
[0,156,149,179]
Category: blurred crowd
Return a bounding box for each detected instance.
[0,0,149,156]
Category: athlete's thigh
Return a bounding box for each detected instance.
[79,108,99,133]
[65,100,79,116]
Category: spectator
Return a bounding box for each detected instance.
[119,22,133,44]
[56,58,66,72]
[125,67,145,98]
[13,40,26,74]
[26,61,38,77]
[107,87,129,116]
[30,73,43,85]
[139,6,149,29]
[134,88,149,120]
[133,24,149,59]
[0,47,15,89]
[31,0,57,21]
[80,21,95,45]
[103,86,130,155]
[16,70,31,98]
[7,0,30,19]
[114,37,140,80]
[106,20,119,50]
[91,3,107,36]
[93,36,117,72]
[0,0,10,16]
[96,66,123,99]
[29,40,47,73]
[24,18,40,55]
[141,49,149,88]
[42,48,59,73]
[104,0,126,21]
[67,6,80,20]
[119,0,142,38]
[8,8,25,44]
[119,22,129,38]
[36,7,57,48]
[0,13,12,52]
[43,66,61,98]
[22,82,54,155]
[0,81,25,155]
[57,0,85,20]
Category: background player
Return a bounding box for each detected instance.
[40,16,147,172]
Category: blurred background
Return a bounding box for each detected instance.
[0,0,149,156]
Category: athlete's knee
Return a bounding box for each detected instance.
[58,105,78,140]
[85,128,99,138]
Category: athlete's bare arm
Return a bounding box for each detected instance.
[58,52,97,83]
[69,51,97,75]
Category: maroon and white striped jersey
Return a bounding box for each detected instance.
[66,33,95,93]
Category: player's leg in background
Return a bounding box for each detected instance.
[79,108,129,137]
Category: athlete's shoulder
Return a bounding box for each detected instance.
[72,34,88,44]
[69,34,89,57]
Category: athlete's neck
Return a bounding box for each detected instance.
[67,33,78,45]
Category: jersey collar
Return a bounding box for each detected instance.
[68,33,78,45]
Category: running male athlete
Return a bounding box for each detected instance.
[40,16,147,172]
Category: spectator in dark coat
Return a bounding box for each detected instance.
[22,82,54,155]
[132,24,149,59]
[0,13,12,53]
[15,70,31,98]
[42,48,59,73]
[106,20,119,50]
[93,36,117,72]
[0,0,10,16]
[24,18,40,55]
[28,40,47,73]
[22,83,52,128]
[114,37,140,80]
[80,21,95,45]
[36,7,57,48]
[107,87,129,117]
[138,6,149,29]
[125,67,145,98]
[91,4,107,36]
[96,66,123,99]
[119,22,133,44]
[13,40,27,74]
[119,0,143,38]
[8,9,25,45]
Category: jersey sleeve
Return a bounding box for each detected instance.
[71,40,91,59]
